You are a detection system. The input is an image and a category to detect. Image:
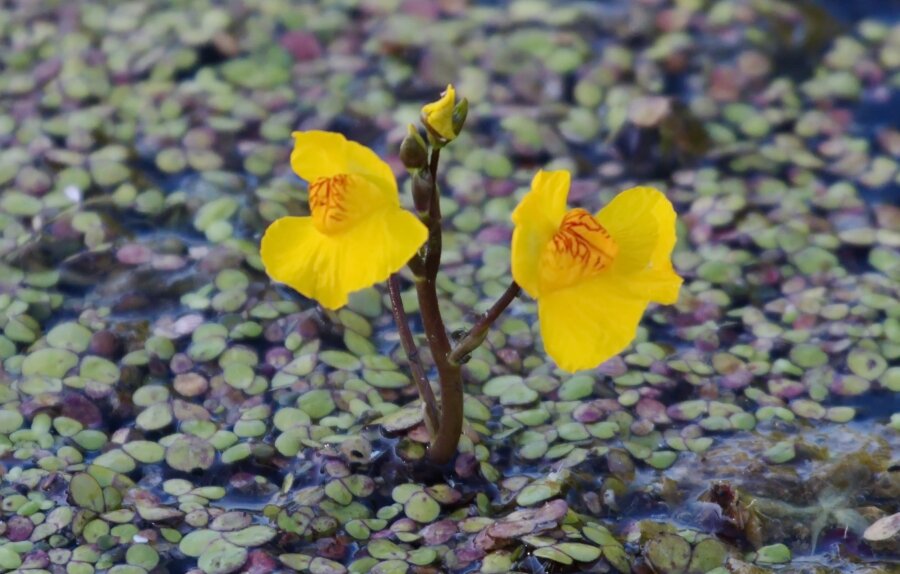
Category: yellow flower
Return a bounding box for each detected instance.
[261,131,428,310]
[511,170,682,372]
[421,84,458,141]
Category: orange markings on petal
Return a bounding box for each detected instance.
[306,172,394,236]
[309,174,352,233]
[538,208,619,294]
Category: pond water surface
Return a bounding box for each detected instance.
[0,1,897,573]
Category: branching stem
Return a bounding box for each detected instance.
[448,282,521,365]
[397,146,519,464]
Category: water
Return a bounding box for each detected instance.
[0,0,897,572]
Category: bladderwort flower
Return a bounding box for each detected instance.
[261,131,428,309]
[511,170,683,372]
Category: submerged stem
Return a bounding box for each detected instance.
[387,274,439,433]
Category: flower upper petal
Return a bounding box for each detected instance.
[421,84,456,140]
[291,131,398,195]
[511,169,570,298]
[595,186,682,304]
[261,209,427,310]
[538,276,648,372]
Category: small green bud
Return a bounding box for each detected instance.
[399,124,428,171]
[452,97,468,138]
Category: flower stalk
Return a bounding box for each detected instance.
[448,281,521,365]
[408,144,465,464]
[387,274,439,434]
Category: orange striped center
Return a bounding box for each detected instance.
[539,208,618,294]
[309,174,353,233]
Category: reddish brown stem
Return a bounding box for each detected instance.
[415,277,462,464]
[387,275,439,433]
[448,281,521,364]
[423,147,442,278]
[412,146,464,464]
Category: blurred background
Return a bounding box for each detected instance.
[0,1,898,573]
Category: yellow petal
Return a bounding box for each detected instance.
[511,169,570,298]
[421,84,456,140]
[616,267,682,305]
[538,276,648,372]
[289,131,346,182]
[291,131,397,194]
[340,208,428,303]
[595,186,682,304]
[261,209,427,310]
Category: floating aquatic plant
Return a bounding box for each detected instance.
[259,85,682,462]
[0,2,897,573]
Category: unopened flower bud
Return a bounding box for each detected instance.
[399,124,428,171]
[421,84,461,143]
